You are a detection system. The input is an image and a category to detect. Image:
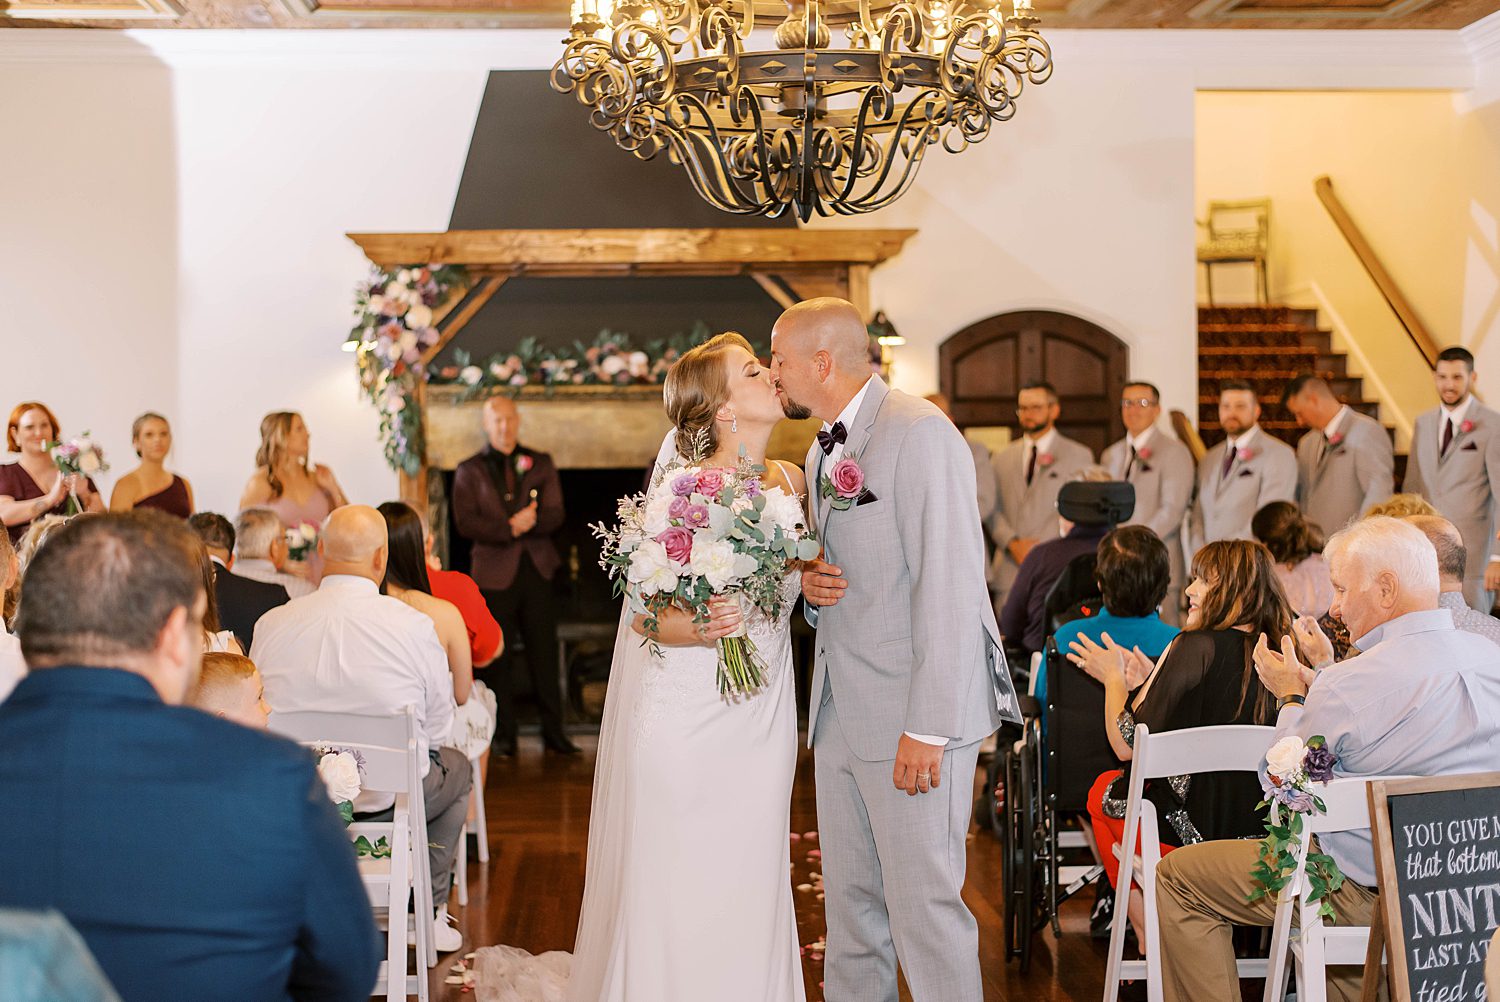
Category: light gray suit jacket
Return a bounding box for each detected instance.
[1404,401,1500,605]
[1101,430,1195,592]
[804,379,1017,761]
[1188,430,1298,553]
[1294,410,1393,537]
[987,432,1094,589]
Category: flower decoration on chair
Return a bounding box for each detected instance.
[551,0,1053,221]
[347,264,467,476]
[1247,734,1346,920]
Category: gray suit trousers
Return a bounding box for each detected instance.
[814,680,983,1002]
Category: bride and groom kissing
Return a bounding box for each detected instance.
[476,298,1018,1002]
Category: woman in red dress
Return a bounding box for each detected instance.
[0,401,105,544]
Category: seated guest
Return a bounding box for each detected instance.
[0,511,379,1001]
[1406,514,1500,646]
[188,651,270,729]
[0,532,22,702]
[0,401,104,545]
[1158,517,1500,1002]
[1252,500,1333,618]
[378,501,498,762]
[192,545,243,655]
[108,412,193,518]
[5,515,69,629]
[233,507,314,599]
[1067,538,1292,942]
[1363,492,1437,519]
[188,512,285,652]
[1001,469,1116,656]
[251,505,470,953]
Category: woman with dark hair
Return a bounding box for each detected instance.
[377,501,494,760]
[0,401,104,544]
[1252,500,1333,619]
[1068,538,1294,941]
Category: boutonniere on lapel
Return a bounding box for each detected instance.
[1325,432,1344,452]
[1136,446,1153,473]
[1461,419,1476,436]
[821,455,878,511]
[1237,446,1256,462]
[515,453,534,475]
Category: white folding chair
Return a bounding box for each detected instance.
[269,706,434,1001]
[1263,776,1398,1002]
[1104,723,1277,1002]
[470,752,490,864]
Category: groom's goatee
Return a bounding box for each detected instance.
[781,398,813,421]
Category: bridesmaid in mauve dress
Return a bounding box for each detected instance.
[238,411,348,584]
[109,412,195,519]
[0,401,105,545]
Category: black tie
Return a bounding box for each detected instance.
[1442,417,1455,457]
[1126,445,1138,482]
[1025,445,1037,486]
[1221,443,1236,480]
[817,422,848,456]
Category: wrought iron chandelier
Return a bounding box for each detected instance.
[550,0,1053,220]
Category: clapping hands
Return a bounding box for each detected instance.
[1252,633,1316,700]
[1291,615,1334,670]
[1066,631,1154,690]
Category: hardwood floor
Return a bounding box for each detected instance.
[431,735,1111,1001]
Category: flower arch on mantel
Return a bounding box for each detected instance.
[344,227,916,516]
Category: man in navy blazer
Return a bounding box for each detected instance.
[0,511,379,1002]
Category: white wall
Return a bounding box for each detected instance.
[0,27,1478,513]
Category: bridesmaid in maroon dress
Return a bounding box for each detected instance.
[109,412,194,518]
[0,401,105,545]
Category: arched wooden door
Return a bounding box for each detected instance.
[939,310,1128,456]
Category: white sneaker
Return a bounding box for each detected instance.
[432,908,463,954]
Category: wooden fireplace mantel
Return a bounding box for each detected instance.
[345,226,917,512]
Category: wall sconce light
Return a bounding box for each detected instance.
[868,310,905,381]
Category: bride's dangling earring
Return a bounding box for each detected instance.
[731,412,738,434]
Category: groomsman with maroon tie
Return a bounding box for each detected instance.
[451,396,579,756]
[1402,346,1500,611]
[1188,379,1297,554]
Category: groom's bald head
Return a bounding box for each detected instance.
[769,297,872,424]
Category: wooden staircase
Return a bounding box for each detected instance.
[1197,305,1392,459]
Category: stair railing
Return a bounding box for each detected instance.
[1313,175,1439,369]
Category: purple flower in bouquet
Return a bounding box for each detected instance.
[743,478,763,499]
[656,526,694,565]
[1264,779,1316,814]
[1304,742,1336,783]
[668,496,691,519]
[684,504,710,529]
[671,473,700,497]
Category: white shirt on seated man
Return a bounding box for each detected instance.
[249,504,470,953]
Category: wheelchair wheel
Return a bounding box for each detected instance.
[1000,723,1046,973]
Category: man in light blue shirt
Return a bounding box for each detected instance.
[1154,516,1500,1002]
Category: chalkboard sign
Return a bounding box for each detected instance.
[1368,773,1500,1002]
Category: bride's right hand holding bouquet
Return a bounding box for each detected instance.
[593,432,819,699]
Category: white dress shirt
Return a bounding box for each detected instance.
[821,378,947,750]
[1438,395,1476,452]
[232,556,315,599]
[0,628,25,704]
[250,575,454,809]
[1322,405,1351,443]
[1121,427,1156,479]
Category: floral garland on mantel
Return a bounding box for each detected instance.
[351,265,764,475]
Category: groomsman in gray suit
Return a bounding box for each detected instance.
[1100,381,1194,624]
[988,382,1093,616]
[1283,373,1393,537]
[1402,346,1500,610]
[1188,379,1297,553]
[770,298,1016,1002]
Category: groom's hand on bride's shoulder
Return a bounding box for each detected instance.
[802,557,847,608]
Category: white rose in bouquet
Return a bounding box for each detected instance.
[299,523,319,542]
[78,450,101,474]
[405,303,433,329]
[317,751,362,805]
[1265,736,1307,782]
[627,539,681,596]
[460,366,483,386]
[690,536,758,592]
[642,490,675,536]
[760,488,806,534]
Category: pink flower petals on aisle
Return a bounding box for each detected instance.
[445,954,479,993]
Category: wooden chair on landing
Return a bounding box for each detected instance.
[1198,198,1272,306]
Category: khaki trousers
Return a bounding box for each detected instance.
[1156,839,1380,1002]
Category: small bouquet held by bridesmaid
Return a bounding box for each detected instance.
[46,432,109,515]
[284,522,319,562]
[593,433,819,698]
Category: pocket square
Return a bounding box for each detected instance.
[1238,467,1254,478]
[1463,441,1480,452]
[855,489,880,507]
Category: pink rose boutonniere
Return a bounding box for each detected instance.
[1137,446,1153,462]
[820,455,876,511]
[515,454,534,475]
[1327,432,1344,448]
[1038,453,1056,468]
[1462,419,1476,435]
[1238,446,1256,462]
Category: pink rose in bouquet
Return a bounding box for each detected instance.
[668,496,691,519]
[684,504,711,529]
[696,468,728,497]
[830,458,865,499]
[656,526,694,565]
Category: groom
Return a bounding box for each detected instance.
[770,298,1018,1002]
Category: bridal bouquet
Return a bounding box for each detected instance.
[1247,734,1345,919]
[593,437,820,697]
[46,432,108,515]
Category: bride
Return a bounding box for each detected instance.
[474,332,808,1002]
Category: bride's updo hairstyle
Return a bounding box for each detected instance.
[664,331,755,459]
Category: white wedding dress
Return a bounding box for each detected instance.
[473,438,806,1002]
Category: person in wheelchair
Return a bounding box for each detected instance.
[1066,538,1294,944]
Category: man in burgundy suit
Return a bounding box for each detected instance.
[452,397,579,756]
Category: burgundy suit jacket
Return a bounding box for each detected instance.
[451,445,565,591]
